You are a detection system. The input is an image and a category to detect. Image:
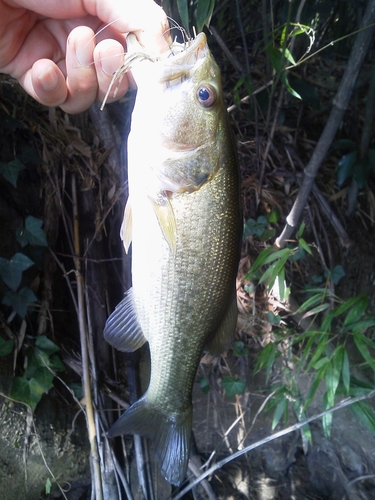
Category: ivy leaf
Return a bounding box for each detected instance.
[16,216,48,248]
[337,152,357,186]
[0,159,26,187]
[0,252,34,290]
[23,366,54,393]
[243,216,268,238]
[221,376,246,397]
[325,265,345,285]
[11,376,45,410]
[2,286,38,317]
[35,335,60,356]
[232,341,249,357]
[198,376,210,394]
[0,337,15,356]
[69,383,83,400]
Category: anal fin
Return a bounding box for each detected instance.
[104,289,146,352]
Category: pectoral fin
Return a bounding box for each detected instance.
[150,192,176,253]
[205,290,238,355]
[104,289,146,352]
[120,199,132,253]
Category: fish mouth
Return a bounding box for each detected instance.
[126,32,209,84]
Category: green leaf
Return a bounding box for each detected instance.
[0,337,15,356]
[267,311,281,325]
[259,228,276,242]
[288,75,320,109]
[243,216,268,238]
[288,244,305,262]
[267,209,280,224]
[342,348,350,395]
[320,310,335,332]
[45,477,52,495]
[2,287,38,317]
[258,250,291,289]
[303,363,328,410]
[351,401,375,436]
[326,265,345,285]
[255,342,278,383]
[11,376,45,410]
[306,339,328,371]
[354,157,372,188]
[326,351,342,407]
[295,292,326,315]
[69,383,83,400]
[23,366,54,393]
[311,356,330,371]
[297,333,317,370]
[196,0,215,32]
[332,139,357,152]
[16,216,48,247]
[0,252,34,290]
[244,283,256,295]
[301,303,330,321]
[177,0,189,31]
[232,341,249,357]
[350,317,375,335]
[0,159,26,187]
[272,396,287,430]
[343,294,368,327]
[335,294,366,318]
[298,237,313,255]
[199,376,210,394]
[35,335,60,355]
[296,221,305,239]
[48,354,65,372]
[221,376,246,397]
[354,333,375,371]
[337,151,357,186]
[322,392,333,437]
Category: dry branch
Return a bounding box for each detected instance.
[173,389,375,500]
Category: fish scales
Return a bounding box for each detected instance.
[104,32,241,486]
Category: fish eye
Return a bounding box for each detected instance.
[197,85,216,107]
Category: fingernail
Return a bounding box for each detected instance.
[38,65,59,91]
[100,49,124,76]
[76,42,93,67]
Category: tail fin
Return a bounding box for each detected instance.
[108,395,192,486]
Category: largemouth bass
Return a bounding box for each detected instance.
[104,32,241,486]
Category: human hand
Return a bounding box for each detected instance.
[0,0,171,113]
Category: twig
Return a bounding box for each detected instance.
[311,183,352,248]
[209,26,243,74]
[275,0,375,247]
[172,389,375,499]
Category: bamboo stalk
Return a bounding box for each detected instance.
[276,0,375,247]
[71,173,103,500]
